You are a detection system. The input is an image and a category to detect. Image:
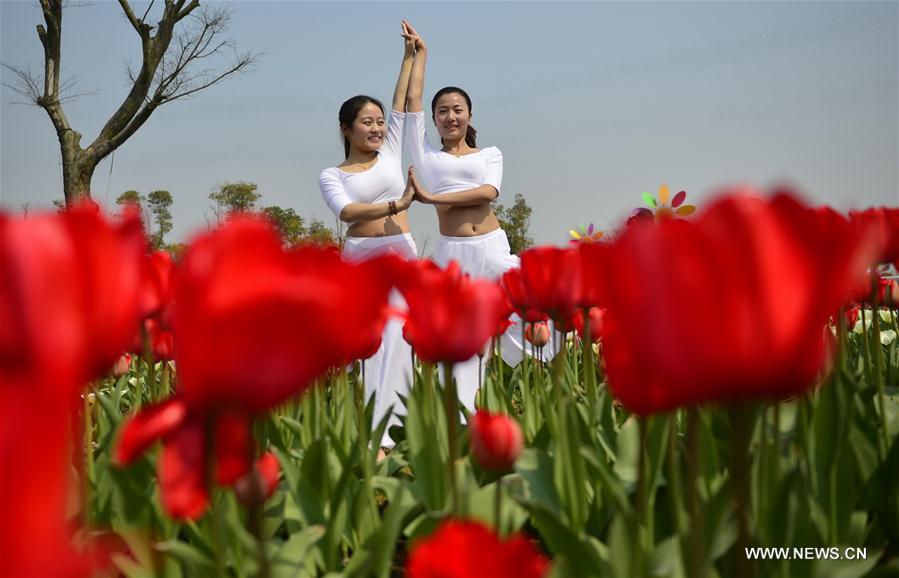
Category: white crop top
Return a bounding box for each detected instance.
[319,110,406,218]
[406,110,503,196]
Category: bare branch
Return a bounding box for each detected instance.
[175,0,200,22]
[117,0,142,32]
[140,0,156,24]
[159,50,255,103]
[151,5,259,103]
[1,63,42,105]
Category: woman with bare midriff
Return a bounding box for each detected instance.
[318,23,420,452]
[402,21,558,412]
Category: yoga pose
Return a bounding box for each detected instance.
[402,21,557,413]
[318,22,419,450]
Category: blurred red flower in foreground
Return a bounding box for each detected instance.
[398,261,510,363]
[407,519,548,578]
[1,204,146,391]
[173,216,395,413]
[597,190,880,414]
[116,216,396,518]
[470,410,524,471]
[1,204,146,576]
[849,207,899,265]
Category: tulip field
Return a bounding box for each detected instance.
[3,190,899,578]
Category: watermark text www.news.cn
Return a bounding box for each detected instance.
[745,547,867,561]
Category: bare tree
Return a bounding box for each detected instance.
[2,0,257,206]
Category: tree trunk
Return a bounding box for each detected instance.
[60,129,97,206]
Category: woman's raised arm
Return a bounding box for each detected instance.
[403,20,427,113]
[392,21,416,112]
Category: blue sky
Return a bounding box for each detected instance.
[2,1,897,251]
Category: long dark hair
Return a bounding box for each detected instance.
[338,95,386,159]
[431,86,477,148]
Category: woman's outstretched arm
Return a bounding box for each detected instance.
[403,20,427,113]
[392,22,416,112]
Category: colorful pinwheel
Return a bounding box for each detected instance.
[569,222,604,244]
[629,185,696,225]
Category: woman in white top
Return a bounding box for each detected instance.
[319,23,418,451]
[402,22,558,413]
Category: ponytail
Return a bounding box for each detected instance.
[464,125,477,148]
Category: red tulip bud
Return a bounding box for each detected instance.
[524,322,550,347]
[470,410,523,471]
[112,353,132,377]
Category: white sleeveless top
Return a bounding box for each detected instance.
[405,111,503,196]
[319,110,406,218]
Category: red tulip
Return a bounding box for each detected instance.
[1,204,146,392]
[398,261,511,363]
[849,207,899,265]
[140,250,177,320]
[516,246,583,323]
[116,216,397,518]
[115,398,256,519]
[572,307,605,343]
[578,241,610,308]
[600,190,880,414]
[470,410,524,471]
[147,317,175,361]
[407,520,548,578]
[524,322,550,347]
[1,384,94,576]
[0,204,143,576]
[845,305,860,329]
[502,267,549,323]
[172,216,394,413]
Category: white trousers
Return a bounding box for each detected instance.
[433,228,560,413]
[342,233,418,448]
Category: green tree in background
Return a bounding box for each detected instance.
[209,181,261,219]
[147,190,174,250]
[307,217,336,246]
[262,206,307,247]
[116,190,145,212]
[116,189,152,240]
[493,193,534,255]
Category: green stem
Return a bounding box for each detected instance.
[730,405,752,578]
[871,302,891,459]
[443,362,460,515]
[634,416,648,577]
[667,412,686,568]
[686,407,705,578]
[147,357,157,402]
[583,309,597,407]
[354,366,378,525]
[83,384,95,526]
[245,432,270,578]
[206,417,227,578]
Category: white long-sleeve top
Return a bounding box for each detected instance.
[405,111,503,196]
[319,110,406,218]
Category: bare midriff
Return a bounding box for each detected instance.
[346,211,411,238]
[436,203,501,237]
